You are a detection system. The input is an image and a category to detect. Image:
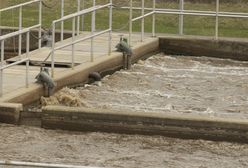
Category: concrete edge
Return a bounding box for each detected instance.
[42,106,248,143]
[0,103,23,124]
[0,38,159,105]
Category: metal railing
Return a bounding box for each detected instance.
[0,0,42,55]
[50,0,113,77]
[128,0,248,45]
[0,25,41,96]
[0,0,43,97]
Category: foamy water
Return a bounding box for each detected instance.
[42,53,248,120]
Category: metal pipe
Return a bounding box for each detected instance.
[26,32,30,58]
[215,0,219,40]
[141,0,145,42]
[91,0,96,62]
[132,12,154,22]
[0,40,4,97]
[0,0,40,12]
[0,160,102,168]
[51,23,56,78]
[72,17,76,69]
[129,0,133,46]
[108,0,112,55]
[152,0,156,37]
[0,24,40,41]
[179,0,184,35]
[26,60,29,88]
[82,0,85,31]
[0,58,29,70]
[18,6,22,57]
[61,0,64,41]
[77,0,81,35]
[38,0,42,49]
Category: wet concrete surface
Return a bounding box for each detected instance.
[0,123,248,168]
[43,53,248,120]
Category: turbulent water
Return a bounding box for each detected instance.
[0,123,248,168]
[1,53,248,167]
[43,53,248,120]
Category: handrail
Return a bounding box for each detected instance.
[50,1,113,77]
[0,0,40,12]
[128,0,248,44]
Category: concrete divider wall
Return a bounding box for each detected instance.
[0,103,23,124]
[160,36,248,61]
[42,106,248,143]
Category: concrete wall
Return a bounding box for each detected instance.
[160,36,248,61]
[42,106,248,143]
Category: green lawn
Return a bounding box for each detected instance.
[0,0,248,38]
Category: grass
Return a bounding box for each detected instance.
[0,0,248,38]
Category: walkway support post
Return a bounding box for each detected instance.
[108,0,112,55]
[215,0,220,40]
[152,0,156,37]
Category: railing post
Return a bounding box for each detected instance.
[91,0,96,62]
[108,0,112,56]
[18,6,23,57]
[51,23,56,78]
[179,0,184,35]
[38,0,42,49]
[26,32,30,58]
[82,0,85,31]
[0,40,4,97]
[129,0,133,46]
[26,60,29,88]
[61,0,64,41]
[72,17,75,69]
[77,0,81,36]
[152,0,156,37]
[141,0,145,42]
[215,0,219,40]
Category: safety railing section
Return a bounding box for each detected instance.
[51,0,113,77]
[0,24,40,96]
[0,0,42,55]
[128,0,248,45]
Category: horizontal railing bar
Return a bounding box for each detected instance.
[54,29,111,51]
[121,6,248,17]
[132,11,155,22]
[0,24,40,41]
[0,0,40,12]
[0,58,29,70]
[156,11,248,18]
[53,3,111,24]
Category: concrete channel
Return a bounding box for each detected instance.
[1,35,248,143]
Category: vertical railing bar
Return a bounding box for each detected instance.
[179,0,184,35]
[91,0,96,62]
[82,0,85,31]
[141,0,145,42]
[0,40,4,97]
[72,17,75,69]
[152,0,156,37]
[77,0,81,36]
[108,0,112,56]
[26,32,30,58]
[215,0,219,40]
[26,60,29,88]
[18,6,23,58]
[51,23,56,78]
[61,0,64,41]
[129,0,133,46]
[38,0,42,49]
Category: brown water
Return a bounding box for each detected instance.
[42,53,248,120]
[0,123,248,168]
